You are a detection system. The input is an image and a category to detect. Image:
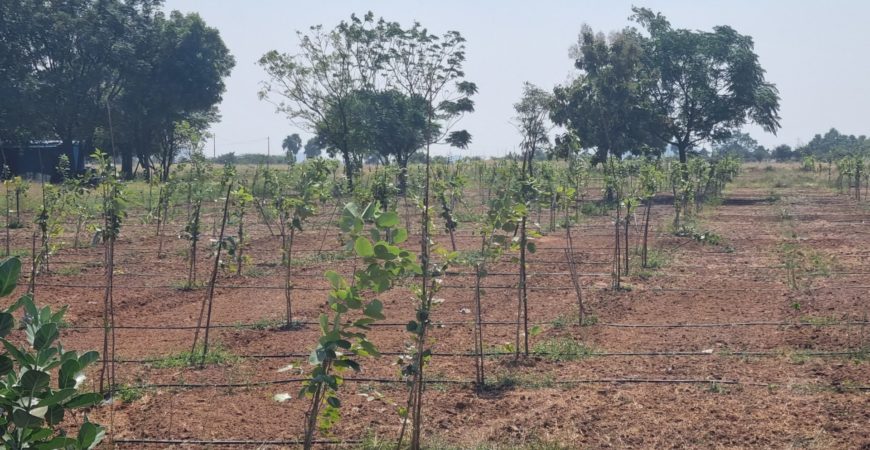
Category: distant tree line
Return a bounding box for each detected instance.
[0,0,235,180]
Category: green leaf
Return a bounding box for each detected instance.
[318,314,329,334]
[526,242,537,254]
[324,271,343,289]
[0,312,13,338]
[36,436,77,449]
[33,323,59,351]
[45,404,64,425]
[58,360,81,389]
[0,257,21,297]
[363,300,385,320]
[64,393,102,409]
[20,370,50,392]
[326,396,341,408]
[405,321,418,332]
[3,339,32,366]
[0,355,12,376]
[36,388,76,407]
[12,408,43,428]
[78,351,99,369]
[393,228,408,244]
[354,237,374,257]
[77,421,106,450]
[376,211,399,228]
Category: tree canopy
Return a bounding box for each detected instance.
[630,7,781,163]
[0,0,234,180]
[259,12,476,191]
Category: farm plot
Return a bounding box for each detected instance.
[2,164,869,449]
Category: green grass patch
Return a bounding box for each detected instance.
[114,384,145,403]
[150,342,240,368]
[532,338,595,361]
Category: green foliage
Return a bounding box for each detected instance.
[0,257,105,449]
[150,342,239,369]
[532,338,595,361]
[299,201,419,444]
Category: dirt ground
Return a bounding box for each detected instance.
[3,164,869,449]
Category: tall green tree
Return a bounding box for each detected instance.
[282,133,302,164]
[631,7,781,164]
[1,0,158,156]
[551,25,663,164]
[514,82,553,176]
[259,13,384,190]
[117,9,234,179]
[303,137,324,159]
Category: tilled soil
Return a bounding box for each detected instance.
[3,166,869,449]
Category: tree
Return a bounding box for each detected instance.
[303,137,324,159]
[259,13,384,190]
[2,0,157,158]
[514,82,553,176]
[117,9,234,179]
[551,25,663,165]
[713,131,759,160]
[773,144,793,162]
[282,133,302,164]
[347,89,435,193]
[751,145,770,162]
[631,7,781,164]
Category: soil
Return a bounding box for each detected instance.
[2,164,869,449]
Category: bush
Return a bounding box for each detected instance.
[0,257,105,449]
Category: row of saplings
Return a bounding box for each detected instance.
[0,148,742,448]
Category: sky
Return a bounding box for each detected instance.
[163,0,870,158]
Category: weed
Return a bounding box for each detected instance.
[290,250,350,267]
[114,384,145,403]
[233,317,283,330]
[54,265,82,276]
[485,372,556,391]
[707,382,729,394]
[798,316,839,326]
[243,266,272,278]
[550,313,597,329]
[172,279,206,291]
[532,338,595,361]
[150,342,240,368]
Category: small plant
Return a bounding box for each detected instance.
[0,257,105,449]
[150,342,239,369]
[532,338,595,361]
[298,202,418,449]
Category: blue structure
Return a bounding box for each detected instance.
[0,141,87,181]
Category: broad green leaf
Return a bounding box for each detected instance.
[319,314,329,334]
[363,300,385,320]
[64,393,102,409]
[0,257,21,297]
[12,408,43,428]
[354,237,374,257]
[45,404,64,425]
[33,323,59,351]
[376,211,399,228]
[35,437,77,450]
[78,351,99,369]
[0,312,13,338]
[393,228,408,244]
[20,370,50,392]
[37,388,76,407]
[77,421,106,450]
[324,271,343,289]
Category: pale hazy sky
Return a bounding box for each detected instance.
[163,0,870,157]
